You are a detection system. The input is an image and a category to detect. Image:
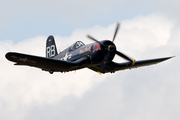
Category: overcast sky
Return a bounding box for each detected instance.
[0,0,180,120]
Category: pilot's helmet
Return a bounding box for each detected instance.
[75,42,80,48]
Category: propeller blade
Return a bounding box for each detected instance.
[99,52,111,73]
[86,34,105,46]
[115,51,134,62]
[112,22,121,42]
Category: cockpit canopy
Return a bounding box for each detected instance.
[69,41,85,51]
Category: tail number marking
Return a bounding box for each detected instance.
[46,45,56,57]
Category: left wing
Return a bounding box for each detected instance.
[6,52,89,72]
[88,56,174,73]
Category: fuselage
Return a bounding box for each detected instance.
[53,40,116,67]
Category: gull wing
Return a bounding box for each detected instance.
[88,57,174,73]
[5,52,86,72]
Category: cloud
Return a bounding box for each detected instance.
[0,14,179,120]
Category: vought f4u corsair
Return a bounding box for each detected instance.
[6,22,174,74]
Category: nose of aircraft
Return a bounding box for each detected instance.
[86,22,135,73]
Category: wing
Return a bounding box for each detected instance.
[5,52,88,72]
[88,56,174,73]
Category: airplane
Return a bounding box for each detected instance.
[5,22,174,74]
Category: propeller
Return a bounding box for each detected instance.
[86,22,135,73]
[112,21,120,42]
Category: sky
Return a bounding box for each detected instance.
[0,0,180,120]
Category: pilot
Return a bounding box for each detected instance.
[75,42,80,49]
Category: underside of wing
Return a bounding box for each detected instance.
[88,56,174,73]
[5,52,86,72]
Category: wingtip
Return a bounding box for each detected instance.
[5,52,12,60]
[156,56,175,63]
[5,52,19,62]
[166,56,175,59]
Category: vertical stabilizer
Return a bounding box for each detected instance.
[46,35,58,58]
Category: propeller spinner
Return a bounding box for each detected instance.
[86,22,135,73]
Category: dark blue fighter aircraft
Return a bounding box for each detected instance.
[5,22,174,74]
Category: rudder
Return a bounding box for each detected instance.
[46,35,58,58]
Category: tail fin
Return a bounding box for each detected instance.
[46,35,58,58]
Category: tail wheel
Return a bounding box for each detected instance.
[49,70,54,74]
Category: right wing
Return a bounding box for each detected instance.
[5,52,88,72]
[88,56,174,73]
